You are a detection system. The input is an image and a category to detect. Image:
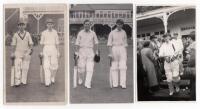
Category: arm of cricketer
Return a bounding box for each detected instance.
[107,31,113,57]
[10,34,17,58]
[93,32,99,55]
[28,33,34,55]
[55,32,60,57]
[28,44,33,55]
[56,43,60,57]
[39,33,44,56]
[94,43,99,55]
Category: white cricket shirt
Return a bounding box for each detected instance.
[40,29,59,45]
[159,41,175,57]
[75,29,98,48]
[11,31,33,52]
[107,29,128,47]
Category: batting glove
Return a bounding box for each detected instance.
[74,52,79,60]
[39,52,43,58]
[29,49,33,55]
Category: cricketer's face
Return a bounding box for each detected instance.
[18,24,26,31]
[116,23,123,31]
[164,35,170,42]
[153,38,158,42]
[47,23,54,30]
[172,34,178,39]
[84,21,91,31]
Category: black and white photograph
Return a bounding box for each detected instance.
[137,6,196,101]
[4,4,66,103]
[69,4,133,103]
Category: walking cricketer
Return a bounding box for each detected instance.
[159,33,180,96]
[171,33,184,75]
[40,18,60,87]
[107,19,128,89]
[10,19,33,86]
[74,19,99,89]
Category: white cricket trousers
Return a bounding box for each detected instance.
[164,60,180,82]
[78,47,95,87]
[43,45,58,86]
[14,50,31,85]
[111,46,127,87]
[164,60,180,93]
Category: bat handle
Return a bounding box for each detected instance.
[74,58,77,66]
[74,54,79,66]
[11,58,15,66]
[39,56,43,65]
[109,57,112,66]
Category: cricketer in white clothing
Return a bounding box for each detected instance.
[11,19,33,86]
[171,33,184,75]
[75,19,99,89]
[159,33,180,96]
[40,18,60,87]
[107,19,128,89]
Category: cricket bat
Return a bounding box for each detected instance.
[73,55,78,88]
[39,55,44,83]
[109,56,113,88]
[10,57,15,86]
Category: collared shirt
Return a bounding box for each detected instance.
[40,29,59,45]
[11,31,33,51]
[107,29,128,47]
[75,29,98,48]
[171,38,184,54]
[159,41,175,57]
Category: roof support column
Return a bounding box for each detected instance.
[33,13,44,35]
[157,11,176,34]
[19,7,28,25]
[163,13,168,33]
[156,13,169,34]
[19,7,24,19]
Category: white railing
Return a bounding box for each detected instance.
[69,18,133,24]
